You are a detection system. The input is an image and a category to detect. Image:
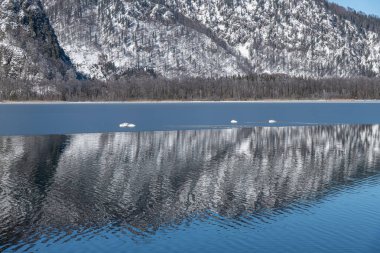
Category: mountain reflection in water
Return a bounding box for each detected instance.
[1,125,380,251]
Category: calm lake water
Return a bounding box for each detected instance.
[1,103,380,252]
[1,102,380,135]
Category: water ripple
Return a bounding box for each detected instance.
[1,125,380,252]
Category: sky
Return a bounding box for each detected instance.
[330,0,380,17]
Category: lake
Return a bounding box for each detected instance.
[0,102,380,252]
[1,101,380,135]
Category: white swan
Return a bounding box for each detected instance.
[119,123,136,128]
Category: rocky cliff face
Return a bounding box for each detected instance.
[0,0,76,81]
[42,0,380,80]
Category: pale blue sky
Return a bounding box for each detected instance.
[331,0,380,17]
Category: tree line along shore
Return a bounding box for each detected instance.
[1,74,380,101]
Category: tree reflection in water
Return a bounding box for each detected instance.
[1,125,380,249]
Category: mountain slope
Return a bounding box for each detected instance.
[0,0,76,81]
[42,0,246,80]
[42,0,380,80]
[163,0,380,77]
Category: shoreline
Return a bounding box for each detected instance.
[1,99,380,104]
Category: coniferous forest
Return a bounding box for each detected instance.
[1,74,380,101]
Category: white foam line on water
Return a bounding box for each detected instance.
[167,125,232,129]
[291,122,320,125]
[164,122,354,130]
[244,121,319,125]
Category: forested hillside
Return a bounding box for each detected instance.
[43,0,380,80]
[1,0,380,101]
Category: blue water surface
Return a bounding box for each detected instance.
[1,102,380,135]
[0,103,380,253]
[22,176,380,253]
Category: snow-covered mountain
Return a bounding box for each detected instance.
[0,0,76,81]
[2,0,380,80]
[42,0,380,80]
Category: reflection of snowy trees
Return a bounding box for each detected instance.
[1,125,380,245]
